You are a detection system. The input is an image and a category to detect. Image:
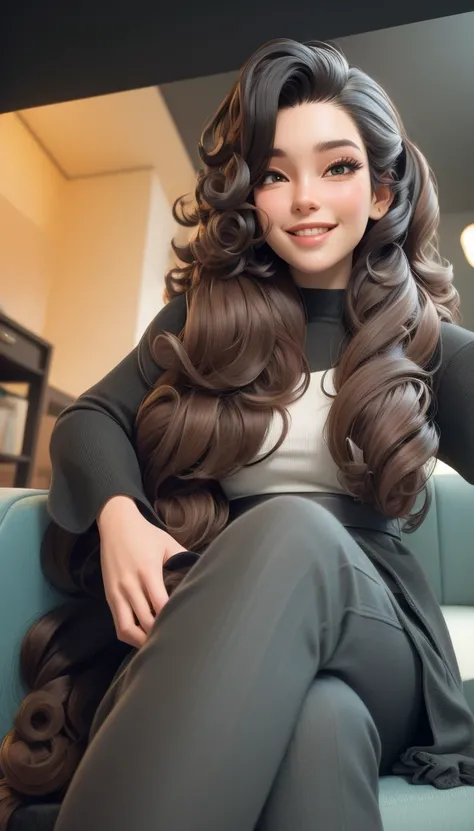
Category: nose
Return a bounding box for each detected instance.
[292,178,321,215]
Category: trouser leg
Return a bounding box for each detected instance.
[54,497,422,831]
[256,675,383,831]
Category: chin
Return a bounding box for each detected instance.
[288,256,336,275]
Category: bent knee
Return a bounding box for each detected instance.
[299,675,381,753]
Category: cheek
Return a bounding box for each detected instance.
[333,179,372,223]
[254,189,286,226]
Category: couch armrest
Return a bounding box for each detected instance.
[433,475,474,606]
[0,489,65,740]
[403,474,474,606]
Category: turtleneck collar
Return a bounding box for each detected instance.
[298,287,345,322]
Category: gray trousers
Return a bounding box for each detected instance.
[54,497,423,831]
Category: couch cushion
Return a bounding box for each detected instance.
[0,489,63,740]
[379,602,474,829]
[379,774,474,830]
[9,778,474,831]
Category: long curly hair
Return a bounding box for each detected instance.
[0,38,460,827]
[135,37,459,549]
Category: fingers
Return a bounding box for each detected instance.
[109,575,169,648]
[124,584,157,636]
[108,593,147,649]
[144,573,170,616]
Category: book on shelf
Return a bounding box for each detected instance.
[0,387,29,456]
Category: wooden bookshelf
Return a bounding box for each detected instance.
[0,311,53,487]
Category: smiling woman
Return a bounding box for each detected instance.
[1,36,474,831]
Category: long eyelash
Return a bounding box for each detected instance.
[257,170,287,188]
[327,156,364,173]
[259,157,363,186]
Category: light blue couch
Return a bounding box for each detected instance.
[1,480,474,829]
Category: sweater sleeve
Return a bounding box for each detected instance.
[47,293,188,533]
[433,321,474,484]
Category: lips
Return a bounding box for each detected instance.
[285,223,337,248]
[286,223,337,236]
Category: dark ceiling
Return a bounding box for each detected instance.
[1,0,473,113]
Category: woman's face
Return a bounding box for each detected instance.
[253,101,392,289]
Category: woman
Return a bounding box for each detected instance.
[1,37,474,831]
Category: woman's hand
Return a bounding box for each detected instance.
[97,495,186,648]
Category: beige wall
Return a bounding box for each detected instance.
[0,113,63,236]
[135,173,175,344]
[18,87,196,211]
[44,169,158,395]
[0,193,52,335]
[0,97,196,397]
[0,113,64,334]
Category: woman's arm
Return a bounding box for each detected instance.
[48,293,187,533]
[433,321,474,483]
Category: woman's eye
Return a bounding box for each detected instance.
[325,161,361,177]
[328,164,349,176]
[261,171,287,186]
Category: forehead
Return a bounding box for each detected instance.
[273,101,363,153]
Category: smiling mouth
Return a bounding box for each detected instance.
[287,225,337,237]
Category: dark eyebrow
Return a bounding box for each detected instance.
[271,139,362,157]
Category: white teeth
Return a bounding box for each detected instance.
[292,227,331,236]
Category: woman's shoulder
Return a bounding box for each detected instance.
[439,319,474,363]
[147,291,188,338]
[432,320,474,389]
[137,292,188,385]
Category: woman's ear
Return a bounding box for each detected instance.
[369,184,394,220]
